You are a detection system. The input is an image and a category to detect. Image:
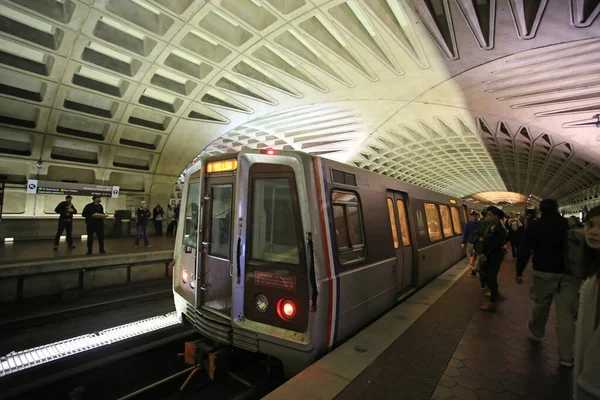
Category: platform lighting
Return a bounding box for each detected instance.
[4,237,14,243]
[81,235,88,240]
[60,236,66,241]
[0,312,179,377]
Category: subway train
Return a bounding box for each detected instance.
[172,149,477,376]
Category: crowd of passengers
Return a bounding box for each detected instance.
[461,200,599,400]
[52,195,180,255]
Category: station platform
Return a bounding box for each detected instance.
[266,257,573,400]
[0,235,176,264]
[0,236,175,304]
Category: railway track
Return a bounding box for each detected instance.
[1,319,283,400]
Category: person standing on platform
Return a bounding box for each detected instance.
[479,206,507,312]
[166,204,176,236]
[82,195,107,255]
[461,211,481,278]
[174,203,181,236]
[135,201,151,248]
[153,204,164,236]
[53,195,77,250]
[516,198,578,367]
[574,206,600,400]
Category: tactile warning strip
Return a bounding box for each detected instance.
[0,311,179,377]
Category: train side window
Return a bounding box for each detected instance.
[424,203,442,242]
[387,198,399,249]
[450,207,463,235]
[183,181,200,248]
[332,191,366,265]
[461,206,467,225]
[396,200,411,246]
[439,205,454,238]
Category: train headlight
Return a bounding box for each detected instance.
[182,269,189,284]
[189,274,196,289]
[277,299,296,320]
[255,294,268,313]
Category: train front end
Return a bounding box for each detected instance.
[172,150,328,376]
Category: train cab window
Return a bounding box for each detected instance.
[249,178,300,265]
[387,198,399,249]
[450,207,463,235]
[209,184,232,259]
[424,203,443,242]
[439,205,454,238]
[332,191,366,265]
[183,181,200,248]
[396,200,411,246]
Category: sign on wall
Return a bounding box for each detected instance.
[26,180,120,198]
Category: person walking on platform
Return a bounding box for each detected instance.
[82,195,107,255]
[516,198,579,367]
[479,206,507,312]
[166,204,176,236]
[53,195,77,250]
[153,204,164,236]
[574,206,600,400]
[506,212,523,262]
[135,201,151,248]
[474,209,491,289]
[461,211,481,278]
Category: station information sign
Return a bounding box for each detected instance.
[26,180,120,198]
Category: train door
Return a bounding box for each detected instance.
[387,190,414,292]
[199,175,234,318]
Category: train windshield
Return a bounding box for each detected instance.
[183,181,200,248]
[249,178,300,265]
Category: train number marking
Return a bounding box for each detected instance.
[255,271,296,291]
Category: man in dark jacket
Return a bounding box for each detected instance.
[81,195,106,255]
[53,195,77,250]
[153,204,164,236]
[135,201,151,247]
[462,211,481,277]
[516,198,579,367]
[479,206,507,312]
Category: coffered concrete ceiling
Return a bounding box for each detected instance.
[1,0,600,208]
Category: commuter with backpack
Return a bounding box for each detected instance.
[517,199,581,367]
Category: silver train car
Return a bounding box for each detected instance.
[173,149,478,376]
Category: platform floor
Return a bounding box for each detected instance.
[0,235,176,264]
[336,257,572,400]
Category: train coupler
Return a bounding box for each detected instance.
[183,339,230,381]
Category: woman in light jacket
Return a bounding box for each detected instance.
[576,206,600,400]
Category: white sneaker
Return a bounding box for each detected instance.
[560,360,574,368]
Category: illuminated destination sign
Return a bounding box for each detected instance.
[206,159,237,173]
[26,180,120,198]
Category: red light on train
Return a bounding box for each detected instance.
[261,148,276,155]
[277,299,296,320]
